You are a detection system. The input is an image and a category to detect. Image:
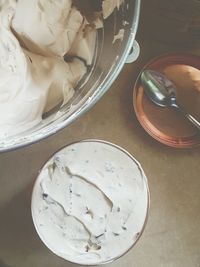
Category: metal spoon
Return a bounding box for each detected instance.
[141,69,200,131]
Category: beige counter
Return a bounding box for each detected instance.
[0,2,200,267]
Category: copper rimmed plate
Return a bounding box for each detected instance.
[133,53,200,148]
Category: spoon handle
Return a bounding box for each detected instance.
[185,114,200,131]
[173,104,200,131]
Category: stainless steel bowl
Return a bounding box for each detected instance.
[0,0,141,152]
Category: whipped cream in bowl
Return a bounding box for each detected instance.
[31,140,150,265]
[0,0,141,152]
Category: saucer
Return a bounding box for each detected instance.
[133,53,200,148]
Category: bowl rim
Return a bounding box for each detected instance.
[31,138,150,266]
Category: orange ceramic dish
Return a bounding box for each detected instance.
[133,53,200,148]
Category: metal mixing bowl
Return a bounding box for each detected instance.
[0,0,141,152]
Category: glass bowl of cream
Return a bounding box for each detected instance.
[31,139,150,265]
[0,0,140,152]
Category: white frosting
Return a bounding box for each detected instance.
[0,6,86,138]
[102,0,123,19]
[32,141,149,265]
[0,1,90,138]
[12,0,83,57]
[0,0,123,138]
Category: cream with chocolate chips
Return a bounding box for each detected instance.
[31,141,149,265]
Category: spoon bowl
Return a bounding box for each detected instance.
[141,69,200,131]
[141,70,178,107]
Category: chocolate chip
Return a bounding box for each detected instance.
[86,207,94,218]
[113,232,119,236]
[28,56,33,63]
[135,232,140,238]
[96,233,104,239]
[42,193,48,199]
[96,245,101,250]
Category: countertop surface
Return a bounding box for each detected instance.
[0,2,200,267]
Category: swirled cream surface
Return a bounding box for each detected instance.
[31,141,149,265]
[0,0,122,139]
